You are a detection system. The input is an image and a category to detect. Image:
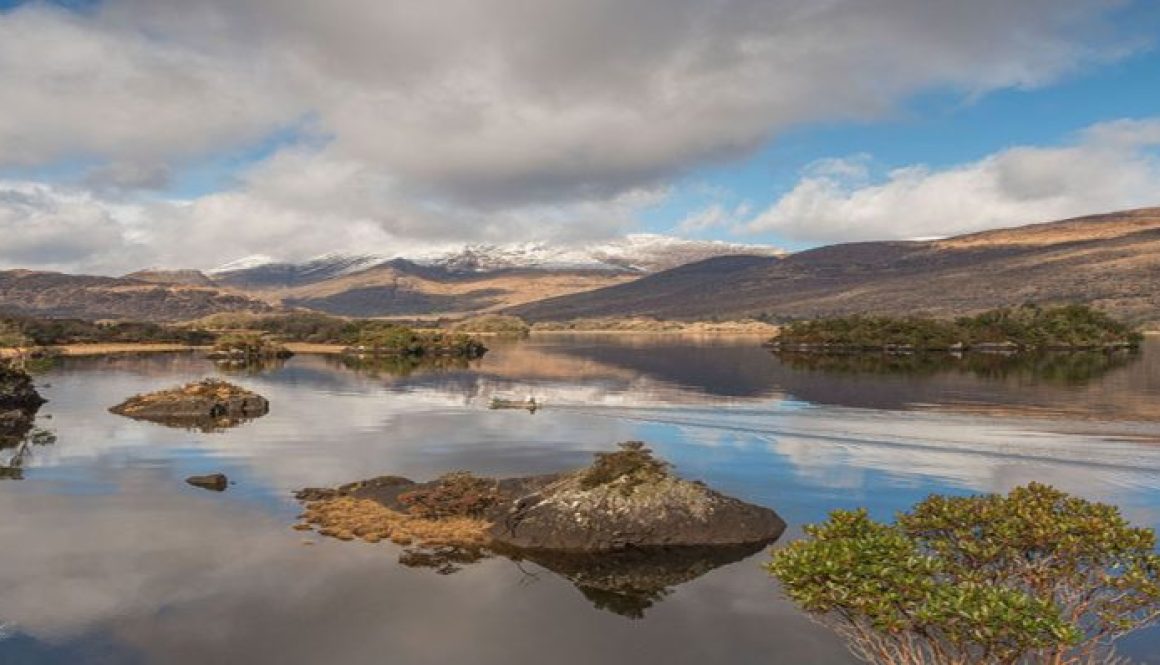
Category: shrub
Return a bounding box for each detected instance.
[767,484,1160,664]
[770,305,1142,351]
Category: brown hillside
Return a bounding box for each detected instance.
[510,208,1160,326]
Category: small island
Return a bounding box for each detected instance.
[342,323,487,359]
[766,304,1143,354]
[294,442,784,553]
[206,332,294,362]
[109,379,270,431]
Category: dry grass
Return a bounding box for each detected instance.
[1,343,203,359]
[297,497,492,547]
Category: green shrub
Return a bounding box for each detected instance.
[767,484,1160,664]
[770,305,1142,351]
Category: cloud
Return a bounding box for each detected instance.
[0,0,1151,271]
[0,181,143,273]
[745,118,1160,242]
[0,0,1146,204]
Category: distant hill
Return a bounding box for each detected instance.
[0,270,273,321]
[123,269,216,287]
[511,208,1160,326]
[199,237,782,317]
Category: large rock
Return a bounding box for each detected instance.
[298,442,785,553]
[109,379,269,431]
[487,442,785,552]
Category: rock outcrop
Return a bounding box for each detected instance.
[294,443,785,616]
[488,443,784,551]
[109,379,269,431]
[186,473,229,491]
[296,442,785,553]
[0,362,46,447]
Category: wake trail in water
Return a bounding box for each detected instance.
[547,402,1160,476]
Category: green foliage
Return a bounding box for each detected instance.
[350,322,487,358]
[771,305,1142,352]
[453,315,530,336]
[768,484,1160,664]
[578,441,671,493]
[211,332,292,359]
[0,314,213,346]
[0,321,32,349]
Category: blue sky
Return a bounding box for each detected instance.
[1,0,1159,272]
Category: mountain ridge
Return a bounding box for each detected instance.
[510,207,1160,326]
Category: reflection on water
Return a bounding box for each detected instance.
[1,337,1159,664]
[772,348,1140,384]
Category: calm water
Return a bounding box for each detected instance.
[3,336,1160,664]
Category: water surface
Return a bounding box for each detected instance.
[3,336,1159,664]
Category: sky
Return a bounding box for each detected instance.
[1,0,1159,274]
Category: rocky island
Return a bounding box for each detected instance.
[296,442,784,552]
[206,333,294,362]
[109,379,270,431]
[294,442,784,616]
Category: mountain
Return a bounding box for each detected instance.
[123,269,216,287]
[422,236,785,274]
[203,236,783,317]
[510,208,1160,326]
[0,270,274,322]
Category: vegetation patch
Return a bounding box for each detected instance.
[578,441,672,493]
[768,304,1143,353]
[452,314,530,336]
[208,332,293,361]
[767,483,1160,664]
[398,472,501,519]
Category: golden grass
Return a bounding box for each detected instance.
[297,497,491,547]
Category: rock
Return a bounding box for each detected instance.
[294,443,786,616]
[0,362,46,447]
[487,442,785,552]
[298,442,785,553]
[109,379,269,431]
[186,473,229,491]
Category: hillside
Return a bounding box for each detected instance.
[511,208,1160,326]
[0,270,274,322]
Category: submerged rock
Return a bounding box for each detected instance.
[186,473,229,491]
[109,379,269,431]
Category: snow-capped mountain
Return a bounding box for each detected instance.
[209,236,784,284]
[422,235,784,273]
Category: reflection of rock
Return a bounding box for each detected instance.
[295,442,785,616]
[186,473,229,491]
[109,379,269,432]
[0,362,46,448]
[503,542,768,619]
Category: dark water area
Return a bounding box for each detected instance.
[2,336,1160,664]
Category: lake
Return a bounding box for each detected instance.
[2,335,1160,664]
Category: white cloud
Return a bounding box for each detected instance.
[0,0,1151,271]
[746,118,1160,242]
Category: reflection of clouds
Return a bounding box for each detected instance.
[762,408,1160,526]
[0,480,855,664]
